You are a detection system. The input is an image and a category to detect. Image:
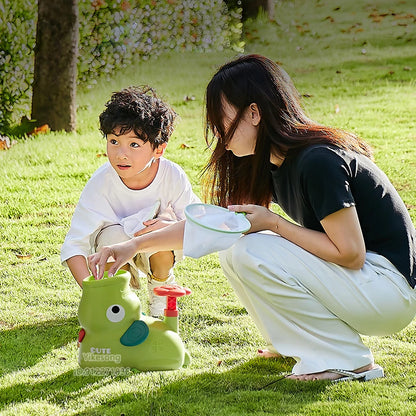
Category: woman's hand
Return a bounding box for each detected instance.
[228,204,279,234]
[87,239,139,280]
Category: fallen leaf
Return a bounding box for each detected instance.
[368,11,389,23]
[245,32,260,41]
[403,66,412,71]
[295,23,310,34]
[371,15,384,23]
[15,253,33,260]
[335,104,340,113]
[342,23,363,33]
[217,360,223,366]
[394,13,415,20]
[96,153,107,157]
[180,143,193,149]
[183,95,195,102]
[0,135,12,150]
[29,124,50,135]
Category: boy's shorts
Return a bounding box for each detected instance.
[94,224,183,277]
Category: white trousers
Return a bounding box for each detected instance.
[219,232,416,375]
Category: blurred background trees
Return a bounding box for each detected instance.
[0,0,243,135]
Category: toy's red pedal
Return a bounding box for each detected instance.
[77,328,86,347]
[153,285,191,317]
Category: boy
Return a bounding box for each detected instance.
[61,86,200,316]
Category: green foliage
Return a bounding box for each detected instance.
[0,0,243,133]
[77,0,243,85]
[1,0,416,414]
[0,0,35,131]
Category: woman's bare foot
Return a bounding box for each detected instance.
[257,349,282,359]
[287,363,377,381]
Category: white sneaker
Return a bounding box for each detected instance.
[147,273,176,317]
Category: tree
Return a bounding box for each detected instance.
[31,0,79,132]
[224,0,275,21]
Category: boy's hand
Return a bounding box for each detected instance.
[134,218,176,236]
[87,239,138,280]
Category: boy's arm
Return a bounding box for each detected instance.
[66,255,91,287]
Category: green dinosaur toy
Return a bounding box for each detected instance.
[77,270,191,371]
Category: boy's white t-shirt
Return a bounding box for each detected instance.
[60,157,200,266]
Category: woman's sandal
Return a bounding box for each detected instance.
[328,365,384,383]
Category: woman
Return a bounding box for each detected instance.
[88,54,416,382]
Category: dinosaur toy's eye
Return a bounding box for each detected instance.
[106,304,125,322]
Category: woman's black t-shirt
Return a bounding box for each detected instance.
[270,144,416,288]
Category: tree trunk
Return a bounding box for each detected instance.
[31,0,79,132]
[243,0,274,20]
[225,0,275,20]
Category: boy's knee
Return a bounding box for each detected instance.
[150,251,174,265]
[149,251,175,279]
[95,224,129,252]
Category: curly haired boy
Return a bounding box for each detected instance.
[61,86,199,316]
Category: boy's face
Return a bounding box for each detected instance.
[106,128,165,188]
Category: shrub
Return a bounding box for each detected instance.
[0,0,36,132]
[0,0,242,133]
[77,0,243,85]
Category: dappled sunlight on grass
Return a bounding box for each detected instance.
[1,0,415,413]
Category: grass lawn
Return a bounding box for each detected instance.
[1,0,416,414]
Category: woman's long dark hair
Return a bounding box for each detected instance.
[203,54,373,207]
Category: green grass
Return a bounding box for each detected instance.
[1,0,416,414]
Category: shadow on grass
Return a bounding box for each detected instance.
[0,351,326,415]
[0,369,114,410]
[74,358,327,416]
[0,320,326,415]
[0,317,79,375]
